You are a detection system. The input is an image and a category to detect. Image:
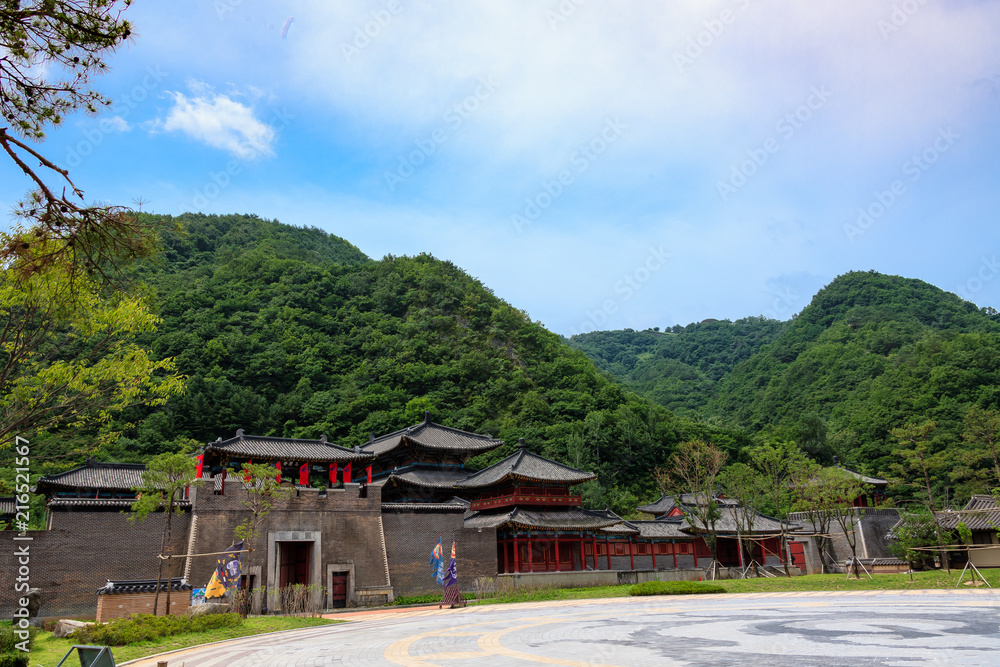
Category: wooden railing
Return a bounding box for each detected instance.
[470,492,582,510]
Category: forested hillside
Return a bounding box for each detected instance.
[60,213,755,513]
[572,271,1000,505]
[568,318,786,415]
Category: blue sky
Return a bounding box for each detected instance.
[3,0,1000,336]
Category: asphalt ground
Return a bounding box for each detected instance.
[122,589,1000,666]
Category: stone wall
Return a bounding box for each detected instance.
[381,507,497,596]
[96,590,191,622]
[0,510,190,619]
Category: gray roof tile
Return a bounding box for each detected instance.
[206,433,373,463]
[36,461,146,493]
[463,507,620,531]
[383,467,471,489]
[0,497,14,515]
[360,419,502,457]
[457,446,595,488]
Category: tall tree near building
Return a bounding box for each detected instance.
[962,406,1000,492]
[789,460,838,573]
[130,449,199,615]
[750,440,805,576]
[823,468,867,578]
[891,420,950,571]
[657,439,727,578]
[232,462,292,616]
[718,461,768,576]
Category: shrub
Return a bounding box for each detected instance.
[0,624,35,653]
[74,612,243,646]
[628,580,726,596]
[0,654,29,667]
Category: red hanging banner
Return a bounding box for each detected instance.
[366,465,372,484]
[329,462,338,485]
[275,460,282,483]
[195,454,204,479]
[244,459,252,483]
[343,463,352,484]
[299,462,309,486]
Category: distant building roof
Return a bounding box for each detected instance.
[936,495,1000,531]
[463,507,620,531]
[97,578,192,595]
[839,467,888,486]
[360,414,502,458]
[631,519,691,539]
[374,466,471,490]
[680,506,785,535]
[204,430,373,464]
[636,493,738,515]
[48,498,191,509]
[381,497,470,513]
[35,460,146,494]
[456,440,595,488]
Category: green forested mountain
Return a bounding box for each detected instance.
[67,213,755,514]
[572,271,1000,504]
[568,318,787,415]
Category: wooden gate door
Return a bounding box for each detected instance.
[330,573,348,608]
[789,541,806,570]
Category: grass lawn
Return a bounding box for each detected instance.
[469,568,1000,606]
[23,616,340,667]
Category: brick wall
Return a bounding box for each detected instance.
[96,591,191,622]
[187,482,390,605]
[0,509,190,619]
[381,508,497,596]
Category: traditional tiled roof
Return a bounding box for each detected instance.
[35,460,146,493]
[360,415,502,458]
[378,466,471,490]
[463,507,620,531]
[205,430,373,464]
[936,495,1000,530]
[840,467,888,486]
[0,497,15,516]
[680,506,785,535]
[48,498,191,509]
[636,493,738,515]
[381,497,470,513]
[456,441,595,488]
[633,519,691,539]
[98,578,192,595]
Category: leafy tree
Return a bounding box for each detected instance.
[822,469,866,578]
[891,421,943,511]
[0,241,184,450]
[887,505,943,578]
[130,448,199,615]
[790,461,838,573]
[232,462,292,614]
[718,461,769,575]
[750,440,805,576]
[657,439,728,576]
[961,406,1000,492]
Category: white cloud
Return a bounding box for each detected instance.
[156,85,275,159]
[106,116,131,132]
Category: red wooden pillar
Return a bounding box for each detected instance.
[629,537,635,571]
[592,537,598,570]
[555,537,560,572]
[652,543,657,570]
[693,540,699,569]
[605,538,611,570]
[672,540,678,569]
[579,535,584,571]
[513,534,521,573]
[737,537,745,570]
[528,531,534,572]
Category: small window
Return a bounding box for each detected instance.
[584,543,593,555]
[614,543,625,556]
[596,543,607,556]
[636,543,647,555]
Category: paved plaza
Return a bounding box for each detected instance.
[123,589,1000,666]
